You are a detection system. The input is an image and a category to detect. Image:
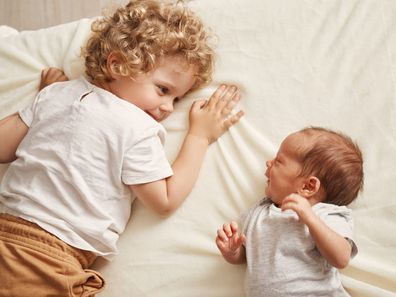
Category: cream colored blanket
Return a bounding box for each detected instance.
[1,1,395,296]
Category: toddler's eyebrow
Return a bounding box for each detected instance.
[157,79,175,89]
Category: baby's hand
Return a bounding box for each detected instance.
[216,221,246,257]
[188,85,244,144]
[281,193,314,223]
[39,68,69,91]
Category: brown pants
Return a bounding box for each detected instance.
[0,214,105,297]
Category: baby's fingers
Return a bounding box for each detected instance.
[230,221,240,233]
[235,233,246,247]
[215,236,227,252]
[230,232,246,250]
[217,227,229,242]
[222,223,234,238]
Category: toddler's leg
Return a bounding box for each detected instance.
[0,214,105,297]
[39,67,69,91]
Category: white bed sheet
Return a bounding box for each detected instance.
[0,1,395,296]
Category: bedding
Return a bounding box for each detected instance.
[1,0,395,296]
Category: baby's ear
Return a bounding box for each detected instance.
[298,176,321,198]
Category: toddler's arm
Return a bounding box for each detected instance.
[130,85,243,216]
[0,113,28,163]
[0,68,69,163]
[39,68,68,91]
[281,194,352,269]
[216,221,246,264]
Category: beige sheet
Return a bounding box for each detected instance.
[0,1,395,296]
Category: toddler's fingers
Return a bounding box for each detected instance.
[220,92,240,116]
[215,85,237,109]
[223,110,244,130]
[207,85,227,109]
[41,68,49,80]
[50,68,66,80]
[190,99,207,112]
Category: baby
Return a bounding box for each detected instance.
[216,126,364,297]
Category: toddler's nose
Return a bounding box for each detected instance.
[160,101,174,113]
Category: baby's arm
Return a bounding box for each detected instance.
[130,85,243,216]
[216,221,246,264]
[281,194,352,269]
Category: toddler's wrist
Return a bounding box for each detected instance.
[186,132,210,145]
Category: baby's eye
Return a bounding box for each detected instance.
[174,97,180,103]
[158,85,169,95]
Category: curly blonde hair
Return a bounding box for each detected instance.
[82,0,214,92]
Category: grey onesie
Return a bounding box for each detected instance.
[241,198,357,297]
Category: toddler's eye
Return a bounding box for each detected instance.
[174,97,180,103]
[158,85,169,95]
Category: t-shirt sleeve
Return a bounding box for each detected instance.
[240,198,270,235]
[18,88,49,127]
[121,126,173,185]
[19,95,39,127]
[322,206,358,259]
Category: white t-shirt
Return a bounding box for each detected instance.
[241,198,357,297]
[0,77,173,259]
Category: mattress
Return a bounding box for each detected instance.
[0,0,395,296]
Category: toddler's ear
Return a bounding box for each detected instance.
[298,176,321,198]
[107,52,124,79]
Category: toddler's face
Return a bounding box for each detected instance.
[110,55,196,122]
[265,133,305,205]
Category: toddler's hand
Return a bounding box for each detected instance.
[281,193,314,223]
[188,85,244,144]
[39,68,69,91]
[216,221,246,257]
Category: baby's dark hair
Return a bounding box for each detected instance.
[83,0,214,92]
[295,127,364,206]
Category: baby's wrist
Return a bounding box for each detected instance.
[301,210,318,226]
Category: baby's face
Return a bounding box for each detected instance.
[264,133,305,205]
[110,55,197,122]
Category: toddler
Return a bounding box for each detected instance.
[216,127,363,297]
[0,0,243,296]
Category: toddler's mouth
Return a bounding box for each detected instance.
[146,111,159,121]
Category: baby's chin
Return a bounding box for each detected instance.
[264,187,270,198]
[265,194,280,207]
